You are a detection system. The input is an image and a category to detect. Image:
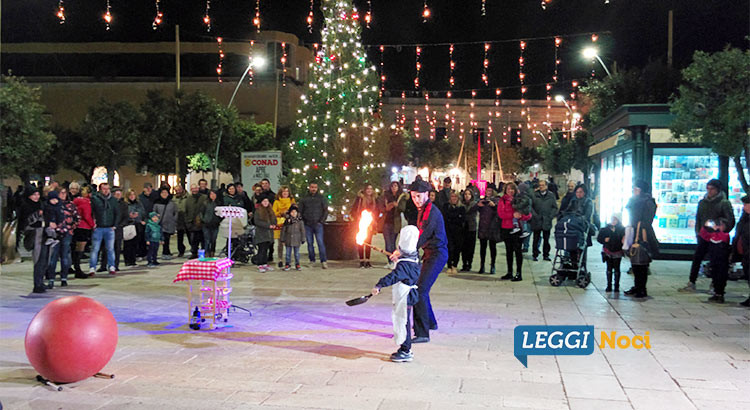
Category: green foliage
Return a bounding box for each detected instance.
[0,75,56,179]
[187,152,213,173]
[539,132,575,176]
[670,47,750,193]
[53,126,98,181]
[498,147,522,178]
[138,90,234,183]
[80,99,142,186]
[580,60,679,128]
[218,119,275,179]
[407,136,458,169]
[518,146,543,173]
[571,130,595,175]
[286,0,385,215]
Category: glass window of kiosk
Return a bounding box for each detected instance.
[652,148,719,245]
[600,150,633,228]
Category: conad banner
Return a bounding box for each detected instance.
[241,151,282,191]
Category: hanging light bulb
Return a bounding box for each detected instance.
[253,0,261,32]
[203,0,212,31]
[422,1,431,22]
[152,0,163,30]
[56,1,66,23]
[103,0,113,30]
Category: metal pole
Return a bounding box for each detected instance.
[667,9,674,68]
[595,55,612,77]
[273,69,280,141]
[175,25,181,186]
[213,66,252,190]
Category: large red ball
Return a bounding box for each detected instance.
[25,296,118,383]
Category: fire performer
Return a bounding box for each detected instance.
[390,179,448,343]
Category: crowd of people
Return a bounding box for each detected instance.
[6,177,330,293]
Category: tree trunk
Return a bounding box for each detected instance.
[734,155,749,195]
[107,158,117,187]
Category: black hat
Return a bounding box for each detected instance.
[706,179,722,190]
[633,179,650,193]
[409,179,432,193]
[741,195,749,204]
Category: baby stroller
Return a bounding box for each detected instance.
[221,224,257,264]
[549,213,592,288]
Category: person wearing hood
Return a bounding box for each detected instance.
[47,188,79,288]
[280,204,305,271]
[21,187,48,293]
[173,184,188,258]
[460,188,478,272]
[530,180,558,261]
[153,187,177,260]
[372,225,421,362]
[145,211,163,268]
[273,186,296,268]
[352,184,377,268]
[89,183,120,276]
[597,213,625,292]
[624,180,659,298]
[680,179,735,294]
[389,179,448,344]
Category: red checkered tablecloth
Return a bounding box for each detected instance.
[173,258,234,282]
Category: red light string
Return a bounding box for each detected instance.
[414,46,421,89]
[281,42,288,87]
[379,46,386,110]
[253,0,261,33]
[554,37,561,82]
[57,1,66,23]
[399,91,407,130]
[422,1,431,22]
[203,1,211,31]
[248,40,255,85]
[103,0,113,30]
[307,0,314,33]
[365,0,372,28]
[482,43,490,87]
[216,37,224,83]
[152,0,163,30]
[449,44,455,89]
[519,41,526,105]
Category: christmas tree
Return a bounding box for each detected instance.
[287,0,387,220]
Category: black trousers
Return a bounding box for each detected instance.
[32,229,49,289]
[413,250,448,338]
[709,242,730,295]
[357,232,373,260]
[605,257,622,287]
[400,307,413,353]
[479,238,497,267]
[256,241,271,265]
[460,230,476,269]
[532,229,551,258]
[189,230,204,257]
[162,232,172,256]
[176,229,187,256]
[503,230,523,276]
[689,236,710,283]
[123,238,138,265]
[147,241,159,265]
[446,230,463,269]
[632,264,649,292]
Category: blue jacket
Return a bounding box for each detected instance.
[416,201,448,254]
[375,259,421,306]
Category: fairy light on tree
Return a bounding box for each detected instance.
[287,0,385,219]
[365,0,372,27]
[378,45,386,111]
[57,1,66,23]
[103,0,113,30]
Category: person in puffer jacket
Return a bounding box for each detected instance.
[372,225,421,363]
[281,205,305,271]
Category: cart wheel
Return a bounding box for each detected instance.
[577,273,591,289]
[549,274,563,287]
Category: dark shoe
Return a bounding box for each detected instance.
[500,273,513,280]
[429,323,438,331]
[708,294,724,304]
[635,290,648,298]
[97,267,107,273]
[543,256,551,261]
[478,266,485,274]
[390,350,414,363]
[74,273,89,279]
[295,264,301,271]
[740,298,750,307]
[32,287,46,294]
[412,336,430,344]
[532,256,538,261]
[511,275,522,282]
[624,287,637,296]
[46,280,54,290]
[489,266,496,275]
[278,261,284,268]
[614,285,619,292]
[365,262,372,268]
[61,280,68,287]
[605,285,612,292]
[359,262,365,269]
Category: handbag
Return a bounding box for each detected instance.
[628,222,652,265]
[489,215,504,242]
[123,224,137,241]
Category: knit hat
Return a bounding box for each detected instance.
[398,225,419,255]
[706,179,722,190]
[409,179,432,193]
[149,211,159,220]
[517,182,530,193]
[47,190,60,200]
[611,212,622,224]
[288,204,299,213]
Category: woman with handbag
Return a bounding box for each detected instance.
[497,182,532,281]
[123,190,145,267]
[624,181,659,298]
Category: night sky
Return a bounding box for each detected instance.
[2,0,748,99]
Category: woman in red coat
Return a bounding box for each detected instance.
[72,186,95,278]
[497,182,532,281]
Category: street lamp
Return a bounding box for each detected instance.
[211,55,267,189]
[582,47,612,76]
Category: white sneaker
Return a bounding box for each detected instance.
[89,267,96,275]
[510,227,521,235]
[321,261,328,269]
[109,266,116,275]
[258,265,267,273]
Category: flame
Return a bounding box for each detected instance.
[355,211,374,245]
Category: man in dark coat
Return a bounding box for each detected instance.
[436,177,452,213]
[390,179,448,344]
[682,179,735,292]
[558,180,578,217]
[734,196,750,307]
[530,180,558,261]
[298,182,328,269]
[89,183,120,275]
[184,184,208,259]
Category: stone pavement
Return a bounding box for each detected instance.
[1,238,749,410]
